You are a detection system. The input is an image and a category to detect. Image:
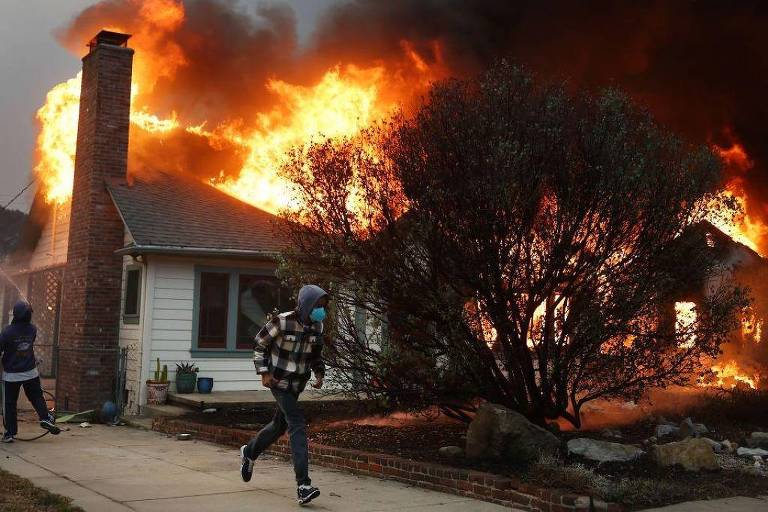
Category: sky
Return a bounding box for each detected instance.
[0,0,337,212]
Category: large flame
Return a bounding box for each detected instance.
[214,66,388,213]
[34,73,82,205]
[32,29,438,215]
[708,143,768,257]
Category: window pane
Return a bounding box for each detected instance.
[124,269,141,316]
[237,276,290,349]
[198,272,229,349]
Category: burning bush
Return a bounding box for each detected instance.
[280,61,748,427]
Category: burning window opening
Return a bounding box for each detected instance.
[674,301,697,349]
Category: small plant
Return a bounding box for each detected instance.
[176,361,199,375]
[151,358,169,383]
[147,358,170,405]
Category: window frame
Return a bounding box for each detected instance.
[122,264,142,325]
[191,266,284,356]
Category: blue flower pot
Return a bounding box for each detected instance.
[197,377,214,394]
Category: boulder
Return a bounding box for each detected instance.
[465,403,560,462]
[438,446,465,458]
[700,438,724,453]
[655,424,680,439]
[721,440,736,454]
[567,438,644,463]
[601,429,623,440]
[737,447,768,458]
[747,432,768,450]
[679,417,708,439]
[652,438,719,471]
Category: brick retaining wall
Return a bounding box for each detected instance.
[152,417,623,512]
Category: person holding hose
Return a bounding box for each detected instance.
[0,300,60,442]
[240,284,328,505]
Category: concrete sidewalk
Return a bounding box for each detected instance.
[642,496,768,511]
[0,423,512,512]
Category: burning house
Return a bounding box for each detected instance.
[1,1,768,417]
[1,31,294,414]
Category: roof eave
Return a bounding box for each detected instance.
[115,244,282,260]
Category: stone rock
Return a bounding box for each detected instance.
[721,440,736,454]
[567,438,644,463]
[465,403,560,462]
[679,417,708,439]
[737,447,768,458]
[652,438,719,471]
[601,429,623,440]
[701,438,724,453]
[747,432,768,450]
[655,424,680,439]
[438,446,464,458]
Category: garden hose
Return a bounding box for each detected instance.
[0,384,59,442]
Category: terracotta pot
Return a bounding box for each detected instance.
[146,381,169,405]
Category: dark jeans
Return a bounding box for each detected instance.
[246,388,310,486]
[3,378,50,436]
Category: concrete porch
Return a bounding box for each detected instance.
[166,389,358,410]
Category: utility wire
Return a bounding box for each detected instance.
[1,179,37,210]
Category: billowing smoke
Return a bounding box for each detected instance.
[310,0,768,249]
[55,0,766,249]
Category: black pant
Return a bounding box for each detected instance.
[3,378,50,436]
[246,388,311,486]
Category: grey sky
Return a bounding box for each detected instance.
[0,0,338,212]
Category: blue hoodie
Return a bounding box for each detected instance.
[0,301,38,374]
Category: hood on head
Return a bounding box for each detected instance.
[12,300,32,324]
[296,285,328,325]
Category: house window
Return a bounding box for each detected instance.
[193,267,292,354]
[236,275,290,349]
[123,266,142,324]
[197,272,230,349]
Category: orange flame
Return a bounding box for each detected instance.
[33,11,442,213]
[708,144,768,257]
[34,73,82,205]
[709,362,758,389]
[214,65,389,213]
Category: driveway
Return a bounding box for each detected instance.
[0,423,512,512]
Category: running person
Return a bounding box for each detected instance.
[240,285,328,505]
[0,301,60,442]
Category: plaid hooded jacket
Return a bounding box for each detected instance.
[253,285,327,394]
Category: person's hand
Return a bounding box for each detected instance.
[261,373,275,388]
[312,377,324,389]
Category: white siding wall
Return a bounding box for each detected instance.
[118,232,145,414]
[144,256,277,398]
[28,201,70,271]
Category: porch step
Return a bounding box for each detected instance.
[142,403,196,418]
[167,389,356,410]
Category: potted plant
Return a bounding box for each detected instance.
[146,357,169,405]
[197,376,214,394]
[175,361,198,394]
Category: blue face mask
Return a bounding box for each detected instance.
[310,307,326,323]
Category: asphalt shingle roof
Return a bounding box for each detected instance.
[107,171,288,256]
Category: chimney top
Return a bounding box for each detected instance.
[88,30,131,51]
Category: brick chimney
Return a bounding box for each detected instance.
[57,31,133,412]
